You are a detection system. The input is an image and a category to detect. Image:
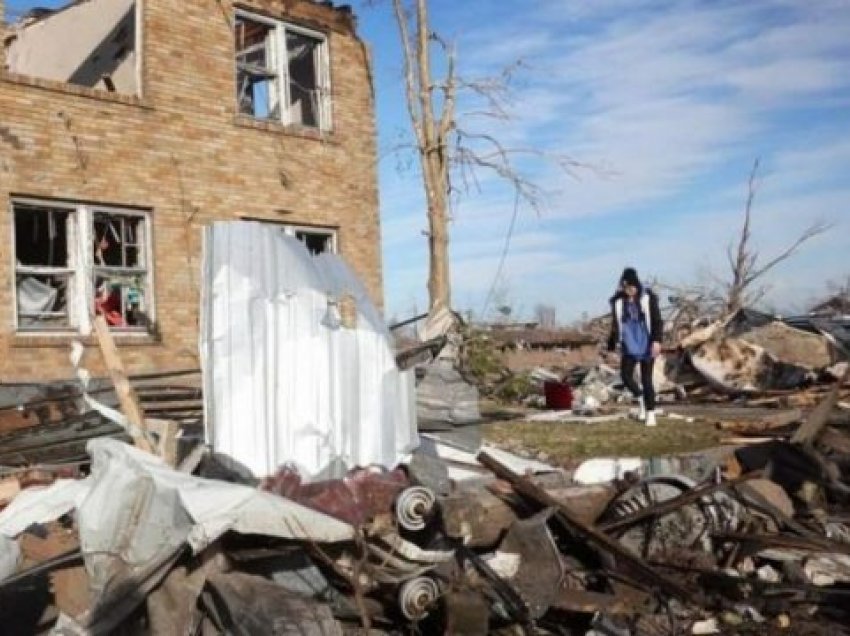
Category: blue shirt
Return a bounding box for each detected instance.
[622,300,650,359]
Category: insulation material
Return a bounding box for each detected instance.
[735,321,833,369]
[690,337,814,393]
[201,221,417,480]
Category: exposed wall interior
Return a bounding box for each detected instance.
[3,0,139,94]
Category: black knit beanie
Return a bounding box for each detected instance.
[620,267,640,287]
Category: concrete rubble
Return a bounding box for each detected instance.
[3,407,850,635]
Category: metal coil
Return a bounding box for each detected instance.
[395,486,436,531]
[398,576,440,621]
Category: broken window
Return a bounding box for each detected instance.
[295,230,335,255]
[92,211,150,329]
[4,1,140,95]
[14,204,75,330]
[286,30,324,128]
[235,12,330,130]
[291,227,336,255]
[235,16,279,120]
[12,199,153,333]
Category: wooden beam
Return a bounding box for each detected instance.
[792,364,850,446]
[551,589,649,615]
[146,418,180,466]
[92,315,153,452]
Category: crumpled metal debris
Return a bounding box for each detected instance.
[2,376,850,635]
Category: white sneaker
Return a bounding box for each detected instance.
[645,410,657,427]
[638,396,646,420]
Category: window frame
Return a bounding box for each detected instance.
[234,9,332,132]
[11,199,79,331]
[10,197,156,336]
[284,224,338,255]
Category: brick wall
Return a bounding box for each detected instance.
[0,0,382,381]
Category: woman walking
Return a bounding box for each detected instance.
[607,267,663,426]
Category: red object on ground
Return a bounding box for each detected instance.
[262,465,409,526]
[543,381,573,410]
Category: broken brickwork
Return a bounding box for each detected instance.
[0,0,382,380]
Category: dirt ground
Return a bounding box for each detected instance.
[482,405,725,470]
[502,346,599,373]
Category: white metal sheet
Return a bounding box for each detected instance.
[201,221,418,479]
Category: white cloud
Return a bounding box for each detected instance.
[375,0,850,321]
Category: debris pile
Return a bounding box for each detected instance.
[1,222,849,634]
[0,378,848,634]
[463,305,850,417]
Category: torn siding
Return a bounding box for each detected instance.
[201,221,417,480]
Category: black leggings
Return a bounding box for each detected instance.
[621,356,656,410]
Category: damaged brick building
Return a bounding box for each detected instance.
[0,0,382,380]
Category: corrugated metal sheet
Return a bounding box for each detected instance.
[201,221,417,479]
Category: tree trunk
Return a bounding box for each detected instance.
[424,158,451,313]
[390,0,460,318]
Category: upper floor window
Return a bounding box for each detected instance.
[12,199,154,334]
[235,11,331,131]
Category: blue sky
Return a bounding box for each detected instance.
[356,0,850,322]
[7,0,850,322]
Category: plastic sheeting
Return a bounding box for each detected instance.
[17,276,59,315]
[201,221,418,480]
[0,439,354,584]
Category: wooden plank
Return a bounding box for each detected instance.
[146,418,180,466]
[552,589,649,615]
[0,415,128,466]
[715,409,802,433]
[92,315,153,452]
[0,476,21,507]
[720,436,780,445]
[792,363,850,446]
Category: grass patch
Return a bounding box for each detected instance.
[482,417,724,470]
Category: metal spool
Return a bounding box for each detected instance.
[398,576,440,621]
[395,486,436,531]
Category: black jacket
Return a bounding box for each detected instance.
[607,288,663,352]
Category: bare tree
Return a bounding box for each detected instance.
[388,0,454,316]
[723,159,830,314]
[374,0,580,321]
